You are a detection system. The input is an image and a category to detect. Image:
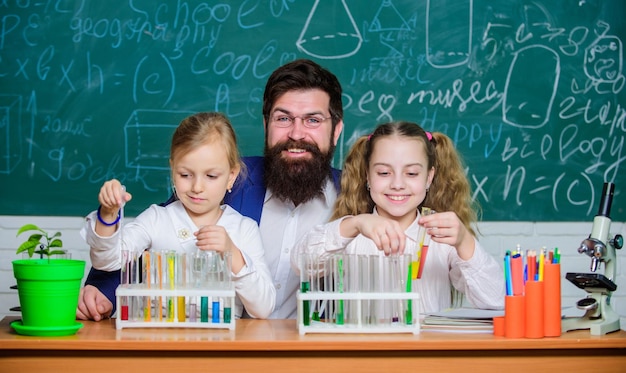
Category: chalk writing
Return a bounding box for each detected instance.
[0,0,624,221]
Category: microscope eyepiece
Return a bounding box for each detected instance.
[597,182,614,218]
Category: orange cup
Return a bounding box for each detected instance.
[493,316,505,336]
[505,295,525,338]
[543,263,561,337]
[524,281,544,338]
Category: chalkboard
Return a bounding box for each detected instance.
[1,0,625,221]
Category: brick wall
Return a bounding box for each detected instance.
[1,216,624,330]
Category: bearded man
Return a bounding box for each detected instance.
[224,59,344,318]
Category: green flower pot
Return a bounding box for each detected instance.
[12,259,86,336]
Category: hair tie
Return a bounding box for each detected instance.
[426,131,433,141]
[367,133,373,141]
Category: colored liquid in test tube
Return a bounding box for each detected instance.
[212,299,220,323]
[411,207,435,280]
[222,251,233,322]
[177,253,187,322]
[336,255,345,325]
[120,249,131,321]
[300,254,314,326]
[417,208,435,279]
[142,251,151,321]
[166,252,176,322]
[119,185,129,320]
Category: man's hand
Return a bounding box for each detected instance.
[76,285,112,321]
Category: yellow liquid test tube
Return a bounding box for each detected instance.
[156,252,163,321]
[177,253,187,322]
[142,251,151,321]
[166,252,175,322]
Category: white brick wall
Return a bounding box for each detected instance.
[2,216,625,331]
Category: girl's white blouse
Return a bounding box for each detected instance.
[82,202,276,319]
[291,210,504,314]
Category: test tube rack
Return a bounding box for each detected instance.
[297,291,420,335]
[297,253,420,335]
[115,285,235,330]
[115,249,235,330]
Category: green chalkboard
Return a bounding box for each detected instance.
[1,0,625,221]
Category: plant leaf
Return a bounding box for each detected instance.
[49,239,63,248]
[17,240,38,253]
[49,250,66,256]
[17,224,41,236]
[27,234,43,243]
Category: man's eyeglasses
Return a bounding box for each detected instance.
[270,113,331,129]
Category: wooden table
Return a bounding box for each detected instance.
[1,316,625,372]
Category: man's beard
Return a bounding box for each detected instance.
[264,139,335,206]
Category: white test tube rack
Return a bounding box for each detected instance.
[115,250,236,330]
[297,253,421,335]
[115,286,235,330]
[297,291,420,335]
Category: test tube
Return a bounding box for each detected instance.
[212,296,220,323]
[190,250,203,322]
[417,208,435,279]
[222,251,232,323]
[142,251,152,321]
[346,253,359,325]
[166,251,176,322]
[120,249,131,321]
[323,256,334,324]
[333,254,345,325]
[130,250,142,321]
[177,253,187,322]
[359,254,371,325]
[153,250,164,321]
[300,253,314,326]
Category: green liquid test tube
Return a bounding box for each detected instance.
[201,297,209,322]
[224,307,232,324]
[301,281,311,326]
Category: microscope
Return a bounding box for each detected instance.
[562,182,623,335]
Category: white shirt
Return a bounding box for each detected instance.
[260,178,338,319]
[291,209,504,314]
[82,202,276,319]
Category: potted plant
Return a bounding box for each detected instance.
[11,224,86,336]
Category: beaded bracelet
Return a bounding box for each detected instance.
[97,205,121,226]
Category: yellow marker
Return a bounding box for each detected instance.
[538,248,545,281]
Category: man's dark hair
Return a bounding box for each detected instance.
[262,59,343,127]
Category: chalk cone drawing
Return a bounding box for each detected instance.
[426,0,473,68]
[369,0,411,33]
[296,0,362,59]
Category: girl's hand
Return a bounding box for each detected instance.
[194,225,235,254]
[342,214,406,255]
[98,179,132,217]
[418,211,475,260]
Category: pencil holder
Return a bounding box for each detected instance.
[524,280,544,338]
[543,263,561,337]
[504,295,525,338]
[492,316,505,336]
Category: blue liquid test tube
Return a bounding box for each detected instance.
[212,299,220,323]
